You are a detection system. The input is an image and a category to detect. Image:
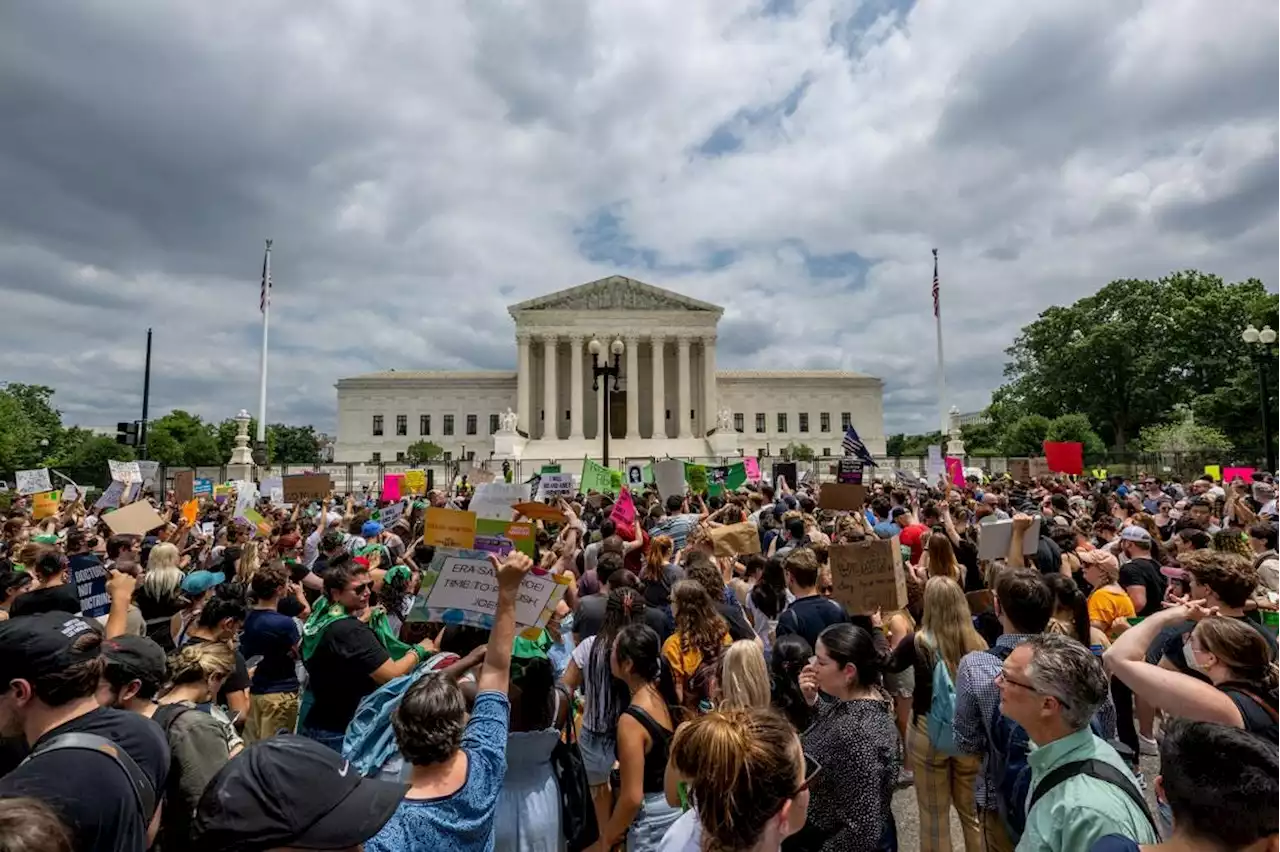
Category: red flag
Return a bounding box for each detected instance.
[1042,441,1084,475]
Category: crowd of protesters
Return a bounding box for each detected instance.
[0,464,1275,852]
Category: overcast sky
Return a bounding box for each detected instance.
[3,0,1276,435]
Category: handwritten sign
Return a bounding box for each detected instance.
[108,460,141,484]
[407,548,570,631]
[424,507,476,548]
[283,473,332,503]
[62,484,79,504]
[32,492,58,520]
[103,501,166,537]
[536,474,575,500]
[173,471,195,504]
[378,501,406,528]
[71,553,110,618]
[16,468,52,496]
[469,482,531,521]
[829,536,908,615]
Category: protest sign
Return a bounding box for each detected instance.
[710,523,761,558]
[173,470,195,504]
[652,459,686,499]
[181,500,199,525]
[241,508,271,538]
[424,507,477,548]
[1224,466,1256,484]
[581,458,622,495]
[260,476,284,505]
[744,457,761,481]
[234,482,258,520]
[474,535,514,557]
[378,501,405,528]
[539,464,561,475]
[536,473,574,501]
[381,474,403,502]
[513,502,568,524]
[108,460,141,483]
[685,464,708,494]
[610,488,636,531]
[16,468,52,496]
[200,522,216,536]
[104,501,165,537]
[945,457,965,487]
[467,467,496,485]
[283,474,332,503]
[194,478,213,496]
[469,482,531,521]
[71,553,110,618]
[62,484,79,504]
[403,470,427,495]
[625,461,647,488]
[1091,468,1108,480]
[829,536,908,615]
[1028,458,1051,479]
[407,548,570,632]
[95,480,125,510]
[137,461,160,490]
[837,458,863,485]
[1203,465,1222,481]
[818,483,866,512]
[771,463,798,491]
[32,492,58,520]
[707,462,747,497]
[976,517,1043,561]
[926,445,945,484]
[1008,459,1031,482]
[475,519,535,558]
[1042,441,1084,475]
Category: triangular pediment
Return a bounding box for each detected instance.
[508,276,722,314]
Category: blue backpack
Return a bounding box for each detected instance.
[925,641,959,755]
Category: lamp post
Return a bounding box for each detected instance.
[1241,324,1278,473]
[589,338,624,468]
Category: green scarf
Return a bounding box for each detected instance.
[301,602,415,662]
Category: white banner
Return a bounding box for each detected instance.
[16,468,52,496]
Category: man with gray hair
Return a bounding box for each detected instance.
[996,633,1158,852]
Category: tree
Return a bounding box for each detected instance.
[0,383,64,471]
[53,433,133,487]
[782,442,815,460]
[215,417,273,462]
[267,424,321,465]
[1136,406,1234,455]
[885,432,944,457]
[1045,413,1106,456]
[406,440,443,464]
[1001,415,1051,457]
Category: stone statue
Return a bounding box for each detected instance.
[716,407,734,432]
[498,407,518,433]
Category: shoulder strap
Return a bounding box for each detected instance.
[25,732,156,823]
[986,644,1015,661]
[152,702,195,736]
[1027,759,1156,836]
[1222,685,1280,723]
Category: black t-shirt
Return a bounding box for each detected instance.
[182,635,251,706]
[573,592,671,643]
[776,594,849,650]
[1118,558,1167,617]
[303,617,390,733]
[0,707,169,852]
[10,584,82,618]
[239,609,300,694]
[715,600,756,643]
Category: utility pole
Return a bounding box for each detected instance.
[140,328,153,460]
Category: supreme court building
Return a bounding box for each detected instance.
[334,276,885,464]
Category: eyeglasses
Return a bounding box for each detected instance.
[995,669,1070,708]
[347,582,372,596]
[792,753,822,796]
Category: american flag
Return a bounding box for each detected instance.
[260,239,273,314]
[841,425,877,467]
[931,247,940,318]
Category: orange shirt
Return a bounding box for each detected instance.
[1088,587,1136,634]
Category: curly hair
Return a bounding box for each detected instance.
[671,580,728,662]
[1180,550,1259,608]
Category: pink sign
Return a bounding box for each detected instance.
[945,456,965,487]
[744,457,761,481]
[382,473,404,502]
[1223,466,1255,484]
[611,487,637,534]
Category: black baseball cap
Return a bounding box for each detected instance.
[0,612,101,684]
[102,635,167,686]
[192,734,407,851]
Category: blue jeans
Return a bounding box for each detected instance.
[298,724,346,754]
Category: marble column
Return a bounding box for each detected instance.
[650,333,666,439]
[624,334,640,439]
[677,335,693,439]
[568,334,585,440]
[542,334,558,440]
[702,334,717,436]
[516,332,531,434]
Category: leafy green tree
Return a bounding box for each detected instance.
[1045,413,1106,456]
[54,433,133,486]
[406,440,443,464]
[0,383,63,471]
[268,424,321,465]
[782,442,815,460]
[1001,415,1051,457]
[1136,406,1234,455]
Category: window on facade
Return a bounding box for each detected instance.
[799,413,809,433]
[466,414,477,435]
[371,451,381,463]
[443,415,455,436]
[820,412,831,433]
[755,413,766,433]
[419,415,430,436]
[372,415,383,436]
[841,412,852,430]
[822,448,830,457]
[395,414,407,436]
[489,414,500,434]
[777,413,788,433]
[466,450,476,461]
[396,451,405,462]
[443,451,452,462]
[666,409,671,420]
[734,413,744,433]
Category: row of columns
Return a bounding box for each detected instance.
[515,332,717,440]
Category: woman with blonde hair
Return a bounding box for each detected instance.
[885,576,987,852]
[717,639,771,710]
[138,542,186,651]
[660,708,811,852]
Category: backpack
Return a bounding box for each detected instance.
[1219,682,1280,741]
[1026,758,1157,838]
[924,641,959,755]
[22,731,156,824]
[152,703,196,851]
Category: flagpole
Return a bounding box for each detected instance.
[257,239,272,447]
[933,248,947,435]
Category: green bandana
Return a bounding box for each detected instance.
[32,534,58,544]
[300,601,415,662]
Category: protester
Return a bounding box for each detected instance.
[179,581,252,727]
[718,638,772,710]
[9,546,79,618]
[663,580,733,712]
[240,562,302,742]
[97,634,167,718]
[771,633,815,732]
[775,548,848,649]
[135,541,187,651]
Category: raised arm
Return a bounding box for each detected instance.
[477,551,534,695]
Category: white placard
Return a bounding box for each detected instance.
[977,517,1043,561]
[468,482,531,521]
[260,477,284,504]
[201,522,216,536]
[108,460,142,483]
[536,474,574,500]
[136,460,160,488]
[62,484,80,503]
[412,548,568,628]
[16,468,52,496]
[234,481,258,520]
[653,459,687,499]
[926,445,944,484]
[378,501,405,528]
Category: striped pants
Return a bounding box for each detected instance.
[907,717,983,852]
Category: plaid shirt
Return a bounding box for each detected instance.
[953,633,1118,811]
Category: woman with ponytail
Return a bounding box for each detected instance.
[660,708,811,852]
[1043,573,1108,653]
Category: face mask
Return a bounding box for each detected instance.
[1182,639,1205,672]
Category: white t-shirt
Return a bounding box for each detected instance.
[659,810,701,852]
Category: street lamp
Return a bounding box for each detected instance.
[589,338,624,467]
[1241,324,1278,473]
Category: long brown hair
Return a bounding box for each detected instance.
[645,535,674,582]
[1195,617,1279,692]
[926,534,959,581]
[670,708,803,852]
[672,580,728,659]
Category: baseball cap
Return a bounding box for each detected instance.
[1077,548,1120,575]
[361,520,384,538]
[191,734,407,852]
[0,613,101,684]
[890,506,909,521]
[102,635,168,685]
[181,570,226,596]
[1160,564,1188,580]
[1119,526,1152,544]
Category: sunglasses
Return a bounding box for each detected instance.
[792,753,822,796]
[347,582,372,596]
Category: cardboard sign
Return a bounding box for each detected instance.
[71,553,110,618]
[16,468,52,496]
[513,502,568,524]
[403,470,427,495]
[181,499,199,525]
[1008,459,1031,482]
[108,460,141,483]
[194,478,213,496]
[406,547,570,631]
[32,492,58,520]
[710,522,762,558]
[469,482,531,521]
[771,463,798,491]
[818,483,867,511]
[976,517,1043,561]
[744,457,761,481]
[424,507,477,549]
[173,470,195,504]
[653,460,687,499]
[536,474,575,500]
[829,536,908,615]
[1028,458,1051,479]
[103,501,166,537]
[283,473,332,503]
[837,458,863,484]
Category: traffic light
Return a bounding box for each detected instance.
[116,421,139,446]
